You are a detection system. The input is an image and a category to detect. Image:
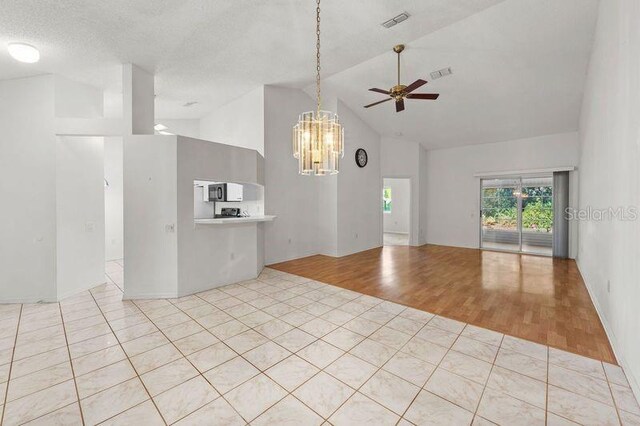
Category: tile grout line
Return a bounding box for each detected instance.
[253,273,493,422]
[55,303,88,425]
[0,304,22,426]
[602,359,625,425]
[545,343,549,426]
[468,332,505,424]
[87,288,169,426]
[235,277,386,423]
[165,288,332,423]
[163,276,374,423]
[129,297,248,424]
[398,323,473,422]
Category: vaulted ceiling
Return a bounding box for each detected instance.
[0,0,598,148]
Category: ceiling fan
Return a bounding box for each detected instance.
[364,44,439,112]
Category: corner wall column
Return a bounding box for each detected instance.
[122,64,155,135]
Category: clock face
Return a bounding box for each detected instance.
[355,148,368,168]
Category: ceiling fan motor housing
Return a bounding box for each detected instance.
[391,85,407,100]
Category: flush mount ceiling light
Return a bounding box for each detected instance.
[292,0,344,176]
[7,42,40,63]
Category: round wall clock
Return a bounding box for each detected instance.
[355,148,368,168]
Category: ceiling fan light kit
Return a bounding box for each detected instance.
[365,44,440,112]
[292,0,344,176]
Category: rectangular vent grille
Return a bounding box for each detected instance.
[382,12,410,28]
[430,67,453,80]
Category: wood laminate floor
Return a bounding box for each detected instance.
[269,244,616,364]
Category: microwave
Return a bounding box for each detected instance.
[208,183,243,202]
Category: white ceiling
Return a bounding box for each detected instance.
[0,0,598,149]
[322,0,599,148]
[0,0,503,119]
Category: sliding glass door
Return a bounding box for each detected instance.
[481,176,553,256]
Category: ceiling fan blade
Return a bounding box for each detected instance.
[369,88,390,95]
[364,98,392,108]
[404,79,427,93]
[406,93,440,100]
[396,99,405,112]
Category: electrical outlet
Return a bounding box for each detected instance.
[607,280,611,293]
[355,233,359,239]
[85,222,95,232]
[165,224,175,233]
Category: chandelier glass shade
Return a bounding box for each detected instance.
[292,110,344,175]
[292,0,344,175]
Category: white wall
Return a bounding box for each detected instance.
[336,100,381,256]
[104,137,124,261]
[262,89,384,262]
[383,178,410,234]
[381,138,424,246]
[177,136,265,295]
[56,137,105,299]
[123,135,178,298]
[263,86,321,263]
[55,76,104,119]
[0,75,57,302]
[425,132,580,253]
[157,119,200,139]
[123,64,155,135]
[577,0,640,399]
[200,86,265,155]
[418,147,429,245]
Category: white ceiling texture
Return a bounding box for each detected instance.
[0,0,598,149]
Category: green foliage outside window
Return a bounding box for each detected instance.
[522,199,553,232]
[383,187,392,213]
[482,186,553,232]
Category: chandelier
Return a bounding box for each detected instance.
[292,0,344,175]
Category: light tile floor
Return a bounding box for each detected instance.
[0,261,638,425]
[383,232,409,246]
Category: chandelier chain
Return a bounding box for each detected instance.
[316,0,321,114]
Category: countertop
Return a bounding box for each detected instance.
[194,215,276,225]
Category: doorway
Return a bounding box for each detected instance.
[480,176,553,256]
[382,177,411,246]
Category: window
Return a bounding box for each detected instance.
[383,187,392,213]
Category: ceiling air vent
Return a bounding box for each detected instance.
[430,67,453,80]
[382,12,410,29]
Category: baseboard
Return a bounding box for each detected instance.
[123,292,179,300]
[266,248,324,265]
[0,296,55,304]
[576,258,640,404]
